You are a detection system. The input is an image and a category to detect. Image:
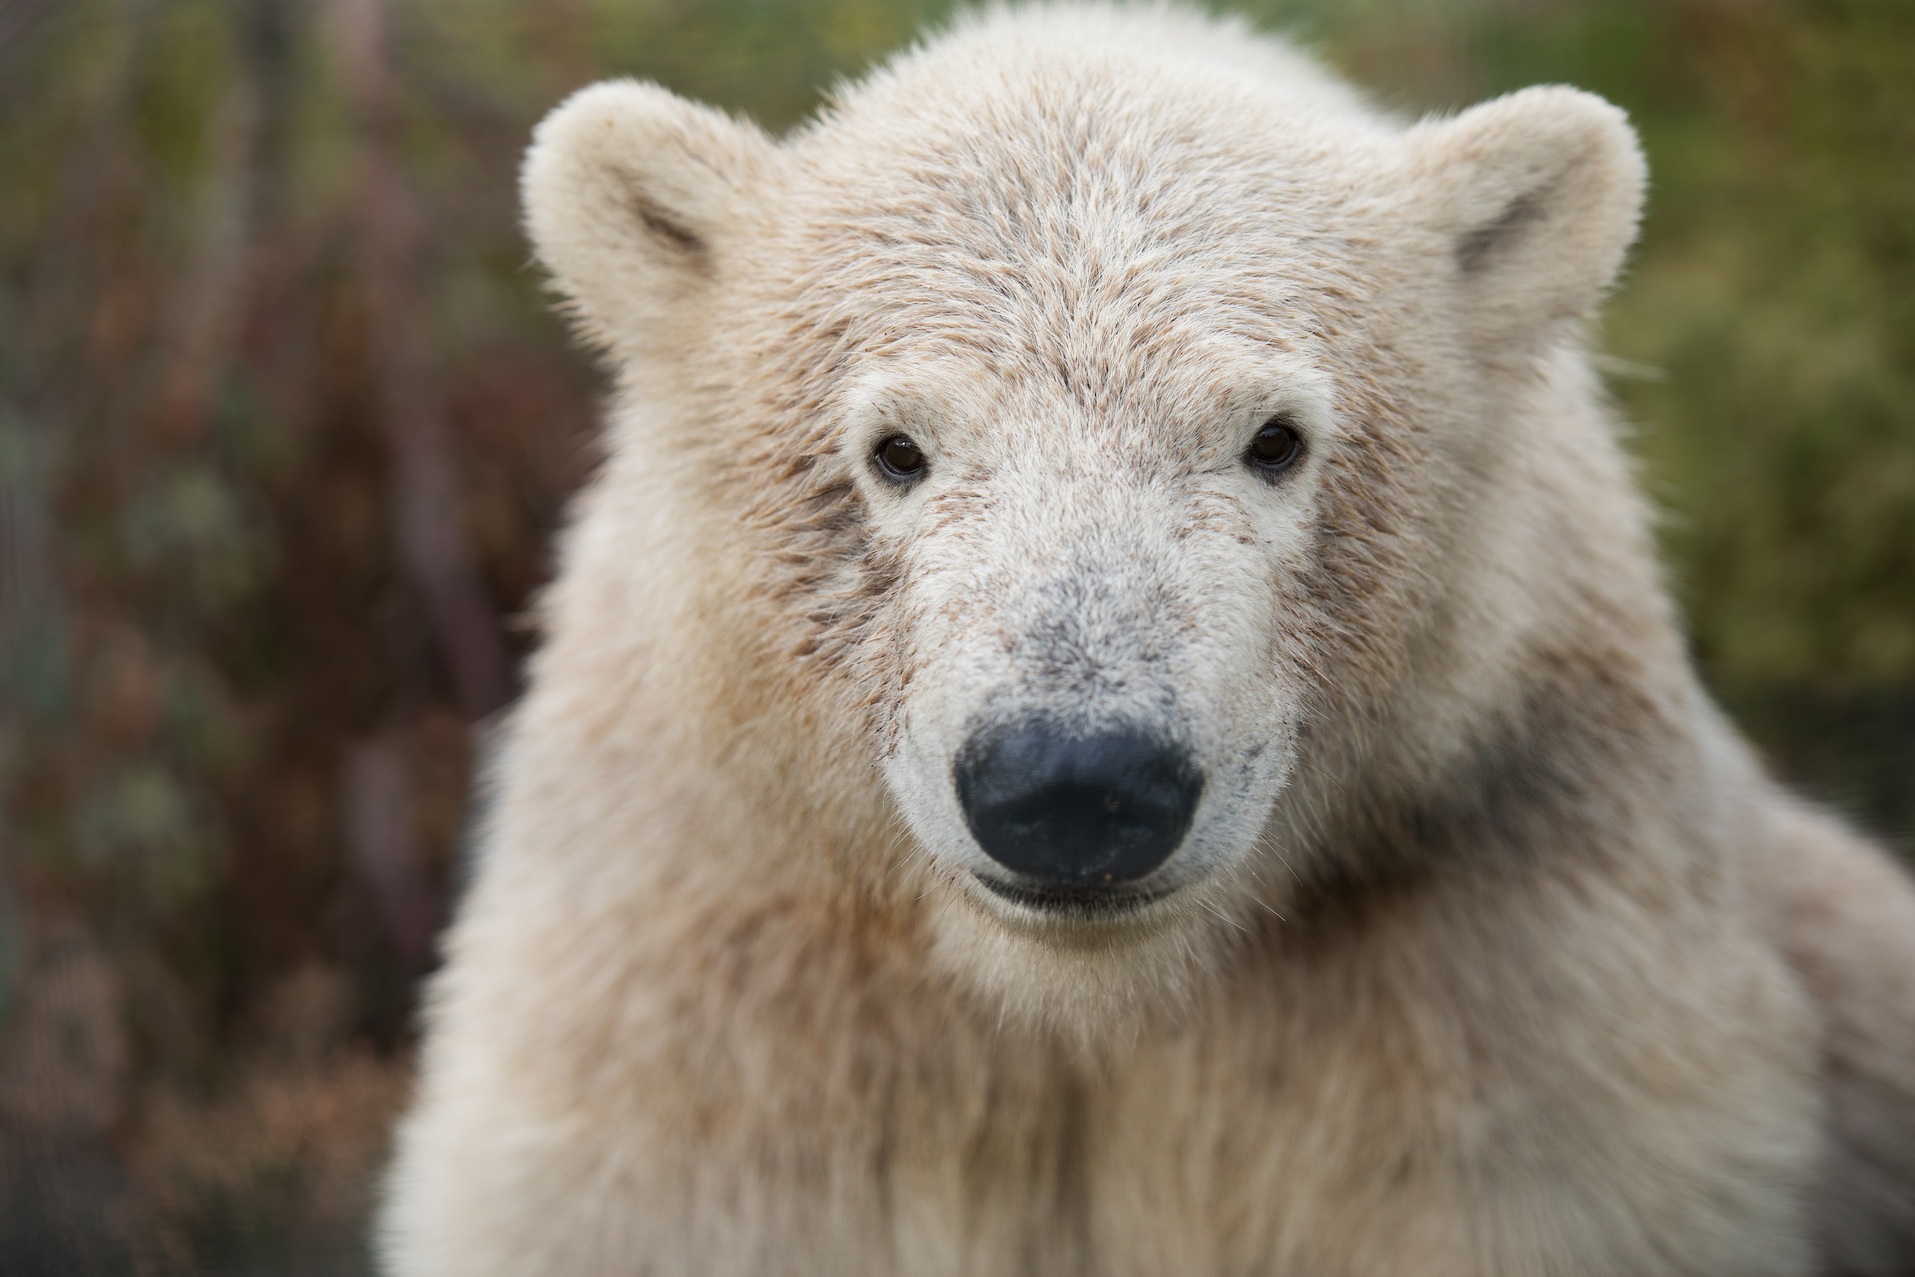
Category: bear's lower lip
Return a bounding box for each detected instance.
[973,874,1171,916]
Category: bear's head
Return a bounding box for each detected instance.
[521,9,1648,1030]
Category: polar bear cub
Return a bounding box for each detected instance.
[381,6,1915,1275]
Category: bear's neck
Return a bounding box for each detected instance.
[1283,358,1725,930]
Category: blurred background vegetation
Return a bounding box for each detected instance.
[0,0,1909,1270]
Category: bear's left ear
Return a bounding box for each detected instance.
[522,80,775,362]
[1409,86,1645,361]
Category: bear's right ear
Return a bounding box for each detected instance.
[522,80,774,359]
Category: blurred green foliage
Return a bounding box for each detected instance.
[0,0,1910,1271]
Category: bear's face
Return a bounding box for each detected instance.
[844,328,1336,923]
[524,23,1643,1024]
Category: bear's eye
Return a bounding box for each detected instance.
[874,434,927,484]
[1245,416,1304,477]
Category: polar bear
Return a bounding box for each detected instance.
[380,6,1915,1275]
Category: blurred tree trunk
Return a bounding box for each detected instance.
[155,49,258,445]
[332,0,511,723]
[332,0,509,972]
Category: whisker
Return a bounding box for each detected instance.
[1201,898,1251,934]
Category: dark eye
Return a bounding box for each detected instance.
[1246,417,1304,476]
[874,434,927,483]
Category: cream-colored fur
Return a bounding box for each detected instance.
[380,6,1915,1274]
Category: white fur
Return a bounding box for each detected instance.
[382,6,1915,1274]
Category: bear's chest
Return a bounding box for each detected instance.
[682,1007,1815,1277]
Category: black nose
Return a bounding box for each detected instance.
[954,721,1203,887]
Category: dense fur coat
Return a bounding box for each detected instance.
[381,7,1915,1275]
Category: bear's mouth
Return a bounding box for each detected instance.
[973,873,1173,917]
